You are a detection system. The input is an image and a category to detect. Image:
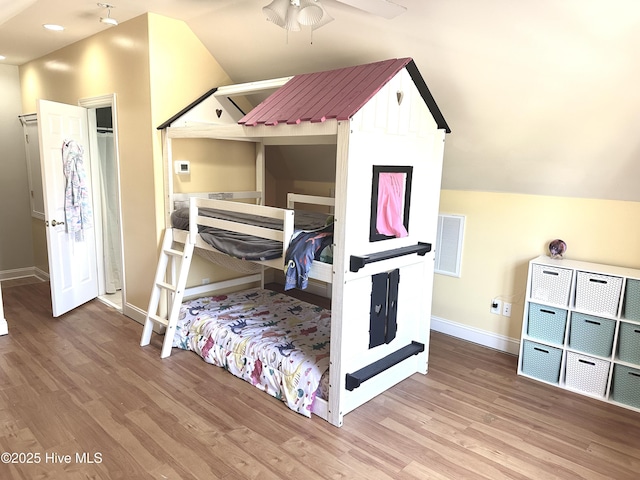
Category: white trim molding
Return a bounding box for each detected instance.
[0,282,6,336]
[0,267,48,282]
[124,302,147,326]
[431,315,520,356]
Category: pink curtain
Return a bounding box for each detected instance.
[376,172,408,238]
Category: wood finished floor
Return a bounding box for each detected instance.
[1,281,639,479]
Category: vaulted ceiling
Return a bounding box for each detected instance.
[3,0,640,201]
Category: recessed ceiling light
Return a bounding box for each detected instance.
[43,24,65,31]
[0,55,6,61]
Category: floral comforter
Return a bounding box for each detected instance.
[173,288,331,417]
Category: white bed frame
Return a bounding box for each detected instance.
[148,69,447,427]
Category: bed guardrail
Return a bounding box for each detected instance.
[345,341,425,391]
[349,242,432,272]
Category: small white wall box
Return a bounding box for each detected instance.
[175,160,190,175]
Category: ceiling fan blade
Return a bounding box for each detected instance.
[336,0,406,19]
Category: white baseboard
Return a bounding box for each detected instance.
[123,303,147,325]
[431,315,520,355]
[33,268,49,281]
[0,267,48,282]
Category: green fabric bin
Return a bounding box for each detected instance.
[527,303,567,345]
[569,312,615,357]
[611,364,640,409]
[623,279,640,321]
[618,322,640,366]
[521,340,562,384]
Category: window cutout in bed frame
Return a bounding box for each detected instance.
[369,165,413,242]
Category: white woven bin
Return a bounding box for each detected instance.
[575,272,622,316]
[565,351,610,397]
[530,264,573,306]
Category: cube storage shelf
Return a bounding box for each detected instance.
[518,255,640,413]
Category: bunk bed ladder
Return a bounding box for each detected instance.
[140,228,194,358]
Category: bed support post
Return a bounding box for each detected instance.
[163,130,174,227]
[256,142,265,205]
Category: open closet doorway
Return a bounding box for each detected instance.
[80,95,125,312]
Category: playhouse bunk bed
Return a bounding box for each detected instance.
[142,58,450,427]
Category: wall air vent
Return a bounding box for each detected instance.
[435,214,465,277]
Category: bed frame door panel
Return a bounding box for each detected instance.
[329,104,444,425]
[338,262,430,404]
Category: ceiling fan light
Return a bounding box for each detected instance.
[283,4,302,31]
[263,0,332,33]
[311,3,334,30]
[298,3,323,26]
[263,0,289,27]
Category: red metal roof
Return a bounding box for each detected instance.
[239,58,413,127]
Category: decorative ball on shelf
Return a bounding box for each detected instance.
[549,239,567,259]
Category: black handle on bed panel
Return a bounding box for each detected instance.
[345,341,425,391]
[349,242,432,272]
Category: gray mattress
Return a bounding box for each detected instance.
[170,207,330,261]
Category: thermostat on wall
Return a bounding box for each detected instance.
[175,160,190,175]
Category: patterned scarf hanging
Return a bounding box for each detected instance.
[62,139,93,241]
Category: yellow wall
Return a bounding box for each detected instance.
[433,190,640,341]
[169,137,257,288]
[147,12,235,227]
[19,13,236,313]
[147,14,261,291]
[171,139,255,194]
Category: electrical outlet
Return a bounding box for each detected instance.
[202,278,210,285]
[503,302,512,317]
[491,298,502,315]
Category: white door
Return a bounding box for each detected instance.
[37,99,99,317]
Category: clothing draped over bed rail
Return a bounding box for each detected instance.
[285,224,333,290]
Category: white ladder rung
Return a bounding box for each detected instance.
[140,228,194,358]
[156,281,177,292]
[148,314,169,327]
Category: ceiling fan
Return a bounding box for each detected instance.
[263,0,406,33]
